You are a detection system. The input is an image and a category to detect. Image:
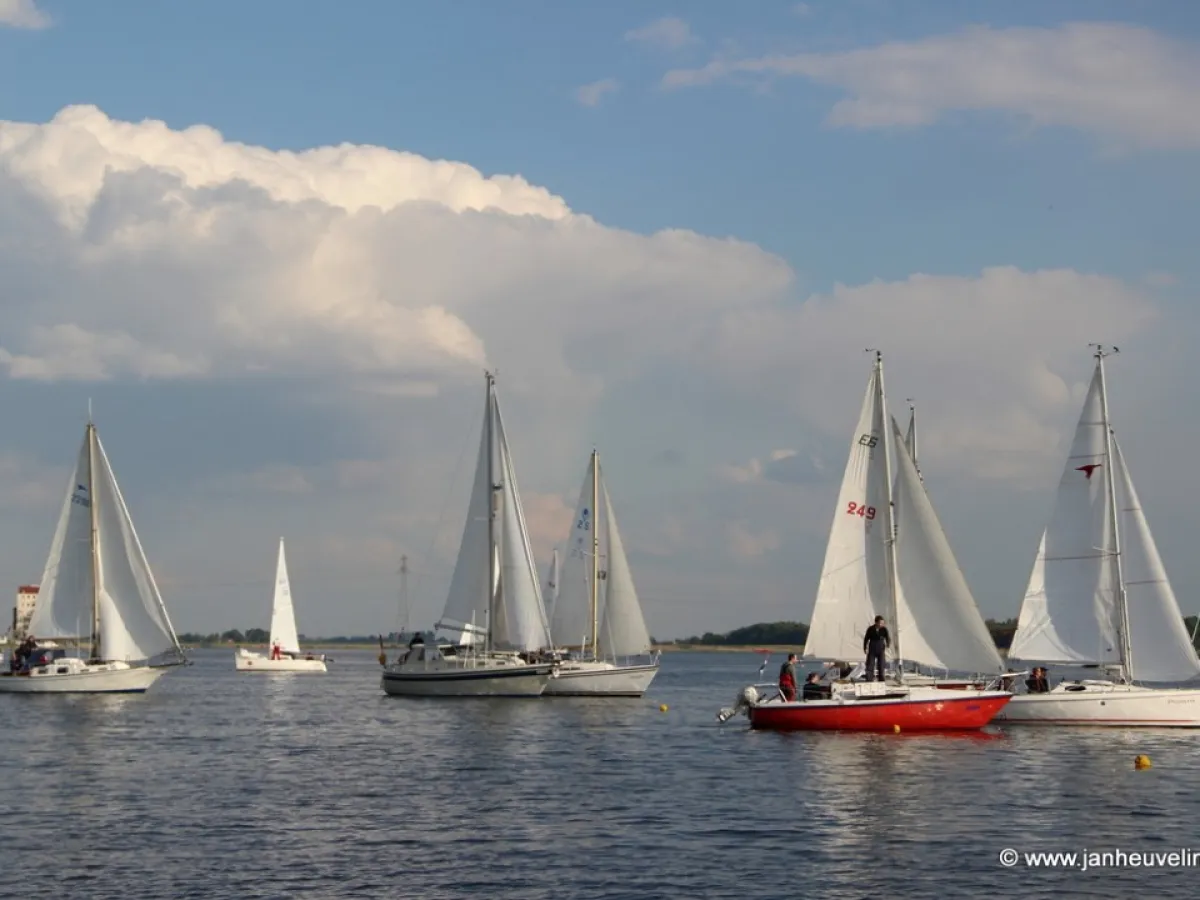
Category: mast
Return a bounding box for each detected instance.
[398,554,409,636]
[871,350,903,679]
[86,414,101,661]
[485,371,497,654]
[590,449,600,659]
[1093,344,1133,682]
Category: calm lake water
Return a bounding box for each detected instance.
[1,648,1197,899]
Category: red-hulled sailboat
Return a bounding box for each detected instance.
[717,351,1011,732]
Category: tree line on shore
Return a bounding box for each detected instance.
[663,618,1200,650]
[180,618,1200,650]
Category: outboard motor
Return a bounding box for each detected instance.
[716,685,760,723]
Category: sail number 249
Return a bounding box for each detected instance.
[846,502,876,520]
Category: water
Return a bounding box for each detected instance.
[1,649,1197,898]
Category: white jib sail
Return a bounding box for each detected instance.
[597,473,653,659]
[269,538,301,655]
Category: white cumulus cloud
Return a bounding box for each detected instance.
[625,16,698,51]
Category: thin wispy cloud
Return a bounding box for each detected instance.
[575,77,620,107]
[0,0,50,29]
[793,2,814,16]
[625,16,698,51]
[663,23,1200,150]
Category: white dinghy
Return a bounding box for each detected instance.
[998,346,1200,726]
[380,372,556,697]
[234,538,326,673]
[0,416,185,693]
[542,450,660,697]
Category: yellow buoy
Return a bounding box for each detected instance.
[1134,754,1152,770]
[659,704,669,712]
[893,724,901,733]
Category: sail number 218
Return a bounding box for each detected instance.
[846,502,876,519]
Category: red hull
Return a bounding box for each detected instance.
[748,693,1011,732]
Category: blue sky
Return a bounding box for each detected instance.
[1,0,1199,639]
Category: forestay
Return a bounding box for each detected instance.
[269,539,301,655]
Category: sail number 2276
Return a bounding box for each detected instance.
[846,502,876,519]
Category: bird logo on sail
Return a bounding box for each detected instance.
[71,482,90,508]
[1076,463,1102,480]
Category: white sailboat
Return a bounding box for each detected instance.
[998,347,1200,726]
[381,372,556,697]
[0,417,185,693]
[234,538,326,673]
[542,450,660,697]
[721,352,1009,730]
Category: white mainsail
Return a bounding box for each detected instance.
[1009,355,1200,682]
[1009,366,1121,667]
[29,422,181,663]
[435,374,551,653]
[597,477,653,658]
[549,455,599,649]
[269,538,301,655]
[803,362,891,661]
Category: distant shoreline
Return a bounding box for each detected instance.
[182,642,804,654]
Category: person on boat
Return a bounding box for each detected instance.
[863,616,890,682]
[1026,667,1050,693]
[778,653,799,701]
[802,672,830,700]
[270,642,281,660]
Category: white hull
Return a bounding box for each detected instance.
[381,654,553,697]
[234,650,326,673]
[996,680,1200,727]
[0,659,169,694]
[542,659,659,696]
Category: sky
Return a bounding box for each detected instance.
[1,0,1199,639]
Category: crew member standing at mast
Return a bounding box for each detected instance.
[863,615,890,682]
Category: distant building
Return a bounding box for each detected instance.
[13,585,39,639]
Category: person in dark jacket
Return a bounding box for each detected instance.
[1025,667,1050,693]
[778,653,799,701]
[863,616,890,682]
[802,672,830,700]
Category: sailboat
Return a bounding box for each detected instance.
[719,352,1010,731]
[0,416,186,693]
[542,450,661,697]
[380,372,557,697]
[997,346,1200,725]
[234,538,327,672]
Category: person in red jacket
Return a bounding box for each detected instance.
[778,653,799,701]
